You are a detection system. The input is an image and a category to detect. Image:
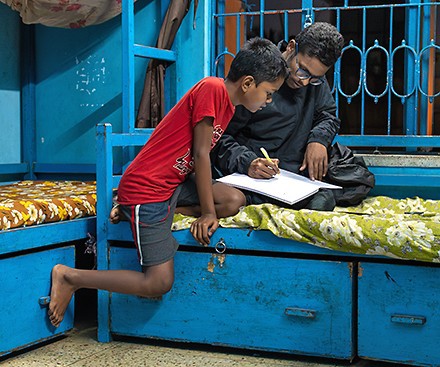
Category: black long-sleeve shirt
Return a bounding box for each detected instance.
[212,80,341,176]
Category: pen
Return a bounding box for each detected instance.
[260,147,273,163]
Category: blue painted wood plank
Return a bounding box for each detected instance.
[0,163,28,174]
[0,217,95,255]
[0,246,75,356]
[109,247,354,359]
[107,222,392,260]
[33,163,96,174]
[336,135,440,148]
[370,171,440,188]
[358,262,440,366]
[112,131,152,147]
[133,45,176,61]
[107,222,361,258]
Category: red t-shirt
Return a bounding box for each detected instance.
[117,77,235,205]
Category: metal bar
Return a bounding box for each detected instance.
[425,1,437,135]
[404,1,419,138]
[285,307,316,319]
[236,14,240,52]
[361,7,367,135]
[387,6,394,135]
[302,0,313,27]
[391,314,426,325]
[213,1,440,148]
[333,9,341,115]
[217,0,225,77]
[213,2,440,18]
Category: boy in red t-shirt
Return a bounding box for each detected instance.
[48,37,289,327]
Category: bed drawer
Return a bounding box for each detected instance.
[0,246,75,356]
[358,262,440,366]
[109,247,354,359]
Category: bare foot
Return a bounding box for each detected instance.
[48,264,76,327]
[110,204,128,224]
[110,204,129,224]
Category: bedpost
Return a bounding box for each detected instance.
[96,122,113,342]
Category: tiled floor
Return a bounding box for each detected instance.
[0,325,405,367]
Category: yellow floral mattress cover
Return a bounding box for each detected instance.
[173,196,440,263]
[2,180,439,263]
[0,181,96,231]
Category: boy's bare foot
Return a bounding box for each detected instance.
[48,264,76,328]
[110,204,120,224]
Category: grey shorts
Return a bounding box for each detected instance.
[176,173,208,207]
[119,186,182,267]
[118,175,214,266]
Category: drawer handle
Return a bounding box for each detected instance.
[285,307,316,319]
[39,296,51,306]
[215,238,226,254]
[391,314,426,325]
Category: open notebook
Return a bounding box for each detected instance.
[217,169,342,205]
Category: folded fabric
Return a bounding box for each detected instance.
[172,196,440,263]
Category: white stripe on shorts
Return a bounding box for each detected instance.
[134,204,143,265]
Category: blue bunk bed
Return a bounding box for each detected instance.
[0,0,114,357]
[93,1,440,367]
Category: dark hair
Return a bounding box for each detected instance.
[227,37,289,85]
[295,22,344,67]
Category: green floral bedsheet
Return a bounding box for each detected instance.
[172,196,440,263]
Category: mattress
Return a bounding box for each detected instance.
[0,180,96,230]
[172,196,440,263]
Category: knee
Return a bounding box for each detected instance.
[225,190,246,215]
[155,276,174,295]
[138,271,174,297]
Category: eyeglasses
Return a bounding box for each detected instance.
[294,44,326,86]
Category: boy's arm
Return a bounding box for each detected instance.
[190,117,219,246]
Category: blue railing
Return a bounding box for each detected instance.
[212,1,440,150]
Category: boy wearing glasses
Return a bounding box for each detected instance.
[212,22,347,211]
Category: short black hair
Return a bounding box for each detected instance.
[295,22,344,67]
[227,37,289,85]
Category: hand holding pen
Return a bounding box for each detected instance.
[247,147,280,179]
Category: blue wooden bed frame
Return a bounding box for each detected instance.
[0,208,96,357]
[95,122,440,367]
[0,17,98,357]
